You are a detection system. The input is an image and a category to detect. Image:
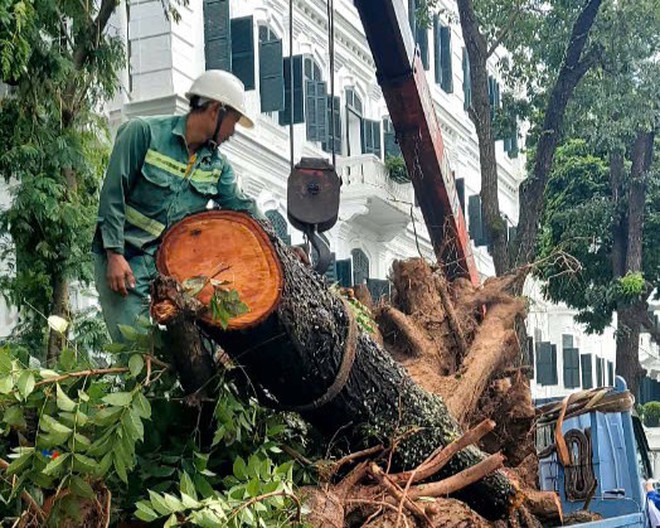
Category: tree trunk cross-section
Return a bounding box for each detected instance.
[155,211,520,520]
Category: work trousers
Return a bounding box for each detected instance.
[93,252,157,343]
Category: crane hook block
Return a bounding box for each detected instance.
[287,157,341,234]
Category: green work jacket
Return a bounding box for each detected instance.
[93,114,264,257]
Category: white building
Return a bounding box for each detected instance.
[4,0,656,401]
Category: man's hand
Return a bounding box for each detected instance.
[106,252,136,297]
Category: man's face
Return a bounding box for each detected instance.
[210,104,241,145]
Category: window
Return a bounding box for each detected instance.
[433,17,453,93]
[408,0,429,69]
[362,120,381,156]
[563,347,580,389]
[487,76,500,121]
[265,210,290,244]
[258,25,284,113]
[322,96,342,154]
[304,57,327,142]
[462,48,471,110]
[607,361,614,386]
[367,279,391,304]
[336,259,352,288]
[581,354,593,389]
[203,0,231,71]
[383,118,401,159]
[562,334,574,349]
[596,357,605,387]
[468,195,487,247]
[346,88,363,156]
[351,248,369,286]
[230,17,255,90]
[536,342,557,386]
[455,178,465,215]
[279,55,304,125]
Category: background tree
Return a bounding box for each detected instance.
[0,0,124,361]
[535,2,660,394]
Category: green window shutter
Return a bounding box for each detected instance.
[264,210,289,243]
[417,22,429,70]
[362,119,381,156]
[322,95,341,153]
[581,354,593,389]
[462,48,471,111]
[306,80,327,142]
[367,279,391,303]
[433,16,441,85]
[259,38,284,112]
[562,334,574,349]
[324,253,337,284]
[383,118,401,158]
[351,248,369,286]
[468,195,485,246]
[550,345,558,385]
[563,348,580,389]
[203,0,231,71]
[537,342,554,385]
[230,16,255,90]
[596,358,603,387]
[279,55,304,126]
[494,82,501,110]
[510,129,519,158]
[336,259,352,288]
[607,361,614,386]
[439,24,453,93]
[488,76,496,120]
[455,177,465,215]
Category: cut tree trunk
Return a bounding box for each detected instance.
[152,211,521,521]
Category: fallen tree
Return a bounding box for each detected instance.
[151,211,544,525]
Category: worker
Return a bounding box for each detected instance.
[646,480,660,527]
[92,70,266,343]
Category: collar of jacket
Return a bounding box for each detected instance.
[172,114,217,163]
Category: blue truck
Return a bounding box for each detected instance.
[535,377,654,527]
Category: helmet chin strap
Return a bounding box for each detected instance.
[207,104,228,150]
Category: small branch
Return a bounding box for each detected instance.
[345,498,412,528]
[0,459,46,520]
[327,444,384,480]
[227,490,301,524]
[408,452,505,499]
[390,419,496,485]
[368,464,434,527]
[33,367,129,388]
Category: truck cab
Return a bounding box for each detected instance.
[535,377,653,527]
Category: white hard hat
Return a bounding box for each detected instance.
[185,70,254,129]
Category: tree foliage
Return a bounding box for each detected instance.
[0,0,123,358]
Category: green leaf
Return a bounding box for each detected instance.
[56,383,76,411]
[73,453,98,473]
[0,375,13,394]
[102,391,133,407]
[0,348,12,375]
[98,452,113,476]
[93,406,123,427]
[17,371,35,399]
[246,478,261,497]
[148,490,173,516]
[70,475,95,499]
[180,492,200,509]
[164,513,179,528]
[117,325,139,342]
[104,342,127,354]
[59,347,76,370]
[133,392,151,419]
[180,471,197,500]
[39,369,59,379]
[4,406,26,428]
[162,493,183,513]
[128,354,144,378]
[135,501,160,522]
[6,452,32,475]
[40,415,73,435]
[233,456,247,480]
[114,453,128,483]
[43,453,70,476]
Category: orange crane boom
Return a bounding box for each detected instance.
[353,0,480,285]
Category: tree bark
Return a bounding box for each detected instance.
[615,129,655,395]
[46,276,68,364]
[609,150,626,278]
[152,212,521,521]
[514,0,603,268]
[456,0,508,275]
